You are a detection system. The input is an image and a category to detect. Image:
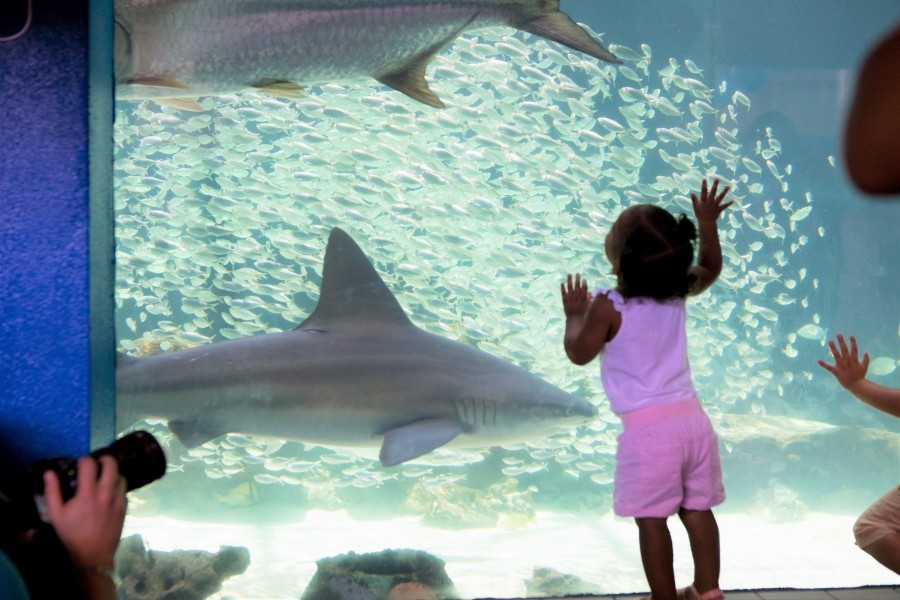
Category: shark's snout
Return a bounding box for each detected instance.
[565,400,599,426]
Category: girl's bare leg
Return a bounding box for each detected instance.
[678,508,721,596]
[636,517,677,600]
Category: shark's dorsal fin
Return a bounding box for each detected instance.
[378,418,464,467]
[297,228,413,332]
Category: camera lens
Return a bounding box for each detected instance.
[32,431,167,502]
[92,430,167,493]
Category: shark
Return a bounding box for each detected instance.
[113,0,620,110]
[116,227,598,466]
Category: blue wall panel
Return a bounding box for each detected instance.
[0,0,111,464]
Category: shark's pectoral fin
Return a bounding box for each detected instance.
[168,419,227,448]
[378,419,464,467]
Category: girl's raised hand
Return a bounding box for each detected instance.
[691,178,733,222]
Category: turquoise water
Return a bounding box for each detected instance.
[112,1,899,597]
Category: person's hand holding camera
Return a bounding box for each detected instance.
[42,455,126,578]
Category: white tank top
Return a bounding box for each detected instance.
[597,288,697,415]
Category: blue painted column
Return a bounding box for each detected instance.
[0,0,114,463]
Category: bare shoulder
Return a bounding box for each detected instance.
[588,290,622,339]
[589,290,615,311]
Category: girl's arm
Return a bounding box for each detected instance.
[689,178,732,295]
[818,334,900,418]
[561,273,619,365]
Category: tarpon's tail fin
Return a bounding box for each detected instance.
[515,0,620,64]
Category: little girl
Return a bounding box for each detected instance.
[561,178,732,600]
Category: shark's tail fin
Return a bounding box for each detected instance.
[515,0,620,64]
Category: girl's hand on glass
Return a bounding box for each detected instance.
[561,273,590,317]
[691,178,733,222]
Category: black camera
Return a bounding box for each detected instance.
[0,430,167,534]
[0,432,166,598]
[31,430,167,504]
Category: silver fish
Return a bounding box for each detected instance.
[114,0,619,109]
[117,227,597,466]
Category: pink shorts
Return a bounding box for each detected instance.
[614,398,725,518]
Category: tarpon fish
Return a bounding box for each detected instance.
[116,227,597,466]
[113,0,619,109]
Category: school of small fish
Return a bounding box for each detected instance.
[113,24,890,507]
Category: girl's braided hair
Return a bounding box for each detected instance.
[616,205,698,299]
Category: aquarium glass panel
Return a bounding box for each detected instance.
[113,1,900,597]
